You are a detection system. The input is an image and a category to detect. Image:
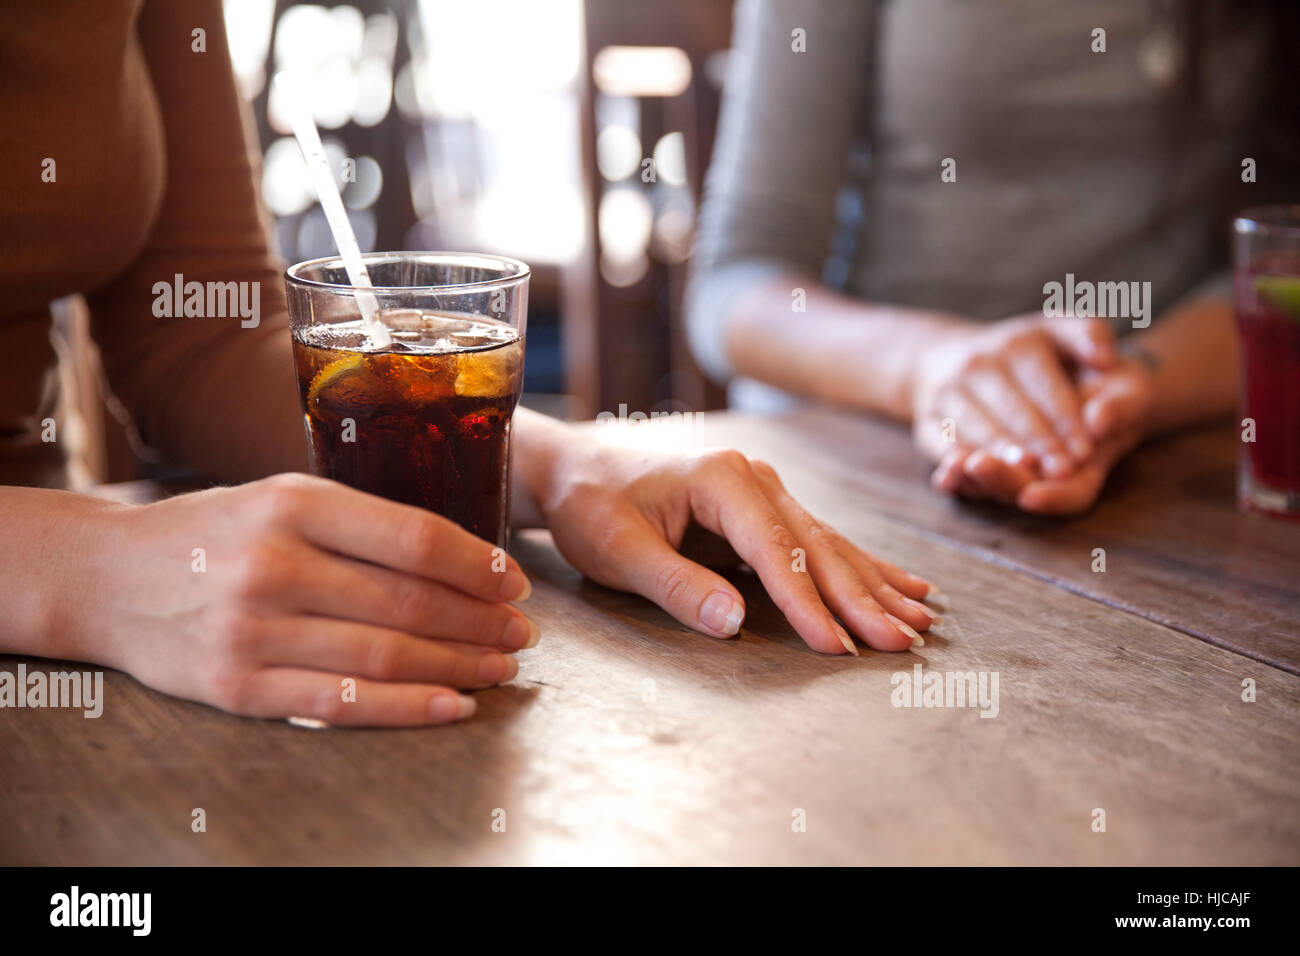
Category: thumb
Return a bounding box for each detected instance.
[1016,430,1136,515]
[1041,316,1119,370]
[587,518,746,639]
[1082,372,1147,440]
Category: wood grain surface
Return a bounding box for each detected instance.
[2,411,1296,865]
[674,408,1300,674]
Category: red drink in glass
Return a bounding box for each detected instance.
[1233,207,1300,518]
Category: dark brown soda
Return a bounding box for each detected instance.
[292,315,524,546]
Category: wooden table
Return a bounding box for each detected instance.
[3,408,1297,865]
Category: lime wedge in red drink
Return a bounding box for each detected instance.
[1255,275,1300,321]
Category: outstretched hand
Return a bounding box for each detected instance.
[530,439,939,655]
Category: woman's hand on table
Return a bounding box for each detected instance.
[911,313,1153,514]
[525,434,939,655]
[43,425,942,731]
[75,475,535,726]
[1011,356,1156,514]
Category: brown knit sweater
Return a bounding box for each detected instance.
[1,0,306,487]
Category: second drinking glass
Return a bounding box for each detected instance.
[1233,207,1300,520]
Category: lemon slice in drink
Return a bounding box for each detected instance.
[307,353,369,408]
[1255,275,1300,321]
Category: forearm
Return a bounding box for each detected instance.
[1124,296,1239,436]
[0,488,120,663]
[723,272,968,421]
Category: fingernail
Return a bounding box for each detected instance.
[479,653,517,684]
[500,568,531,602]
[1085,405,1108,438]
[1069,436,1093,460]
[1000,445,1028,467]
[886,613,924,647]
[902,597,941,625]
[700,591,744,636]
[503,613,539,649]
[836,625,859,656]
[1044,454,1072,477]
[429,694,476,722]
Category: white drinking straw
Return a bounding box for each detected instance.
[274,72,391,348]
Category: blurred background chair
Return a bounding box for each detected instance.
[567,0,732,418]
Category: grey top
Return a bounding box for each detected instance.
[686,0,1274,404]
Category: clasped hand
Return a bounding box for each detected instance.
[912,314,1155,515]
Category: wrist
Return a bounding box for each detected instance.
[0,489,123,666]
[1118,340,1161,375]
[1116,340,1162,438]
[510,407,581,528]
[899,311,976,416]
